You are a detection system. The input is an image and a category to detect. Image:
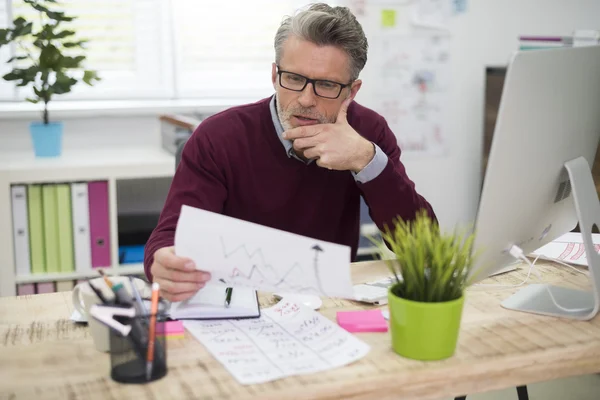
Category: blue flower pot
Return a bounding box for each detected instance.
[30,122,63,157]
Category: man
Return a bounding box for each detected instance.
[144,3,436,301]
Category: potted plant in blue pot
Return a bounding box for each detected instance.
[370,210,479,361]
[0,0,100,157]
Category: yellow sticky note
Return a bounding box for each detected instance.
[381,9,396,28]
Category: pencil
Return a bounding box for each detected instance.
[98,269,113,289]
[146,282,160,381]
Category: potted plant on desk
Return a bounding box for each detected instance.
[370,210,478,361]
[0,0,100,157]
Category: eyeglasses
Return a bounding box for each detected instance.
[276,66,352,99]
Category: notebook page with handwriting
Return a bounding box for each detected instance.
[184,300,370,384]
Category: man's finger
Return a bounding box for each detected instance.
[161,289,200,303]
[303,146,322,160]
[159,267,211,284]
[154,247,195,271]
[336,97,352,124]
[155,277,205,295]
[293,136,320,151]
[283,125,322,140]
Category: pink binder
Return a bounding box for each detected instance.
[17,284,35,296]
[36,282,55,294]
[88,181,111,268]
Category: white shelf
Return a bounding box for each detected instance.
[15,264,145,284]
[0,147,175,184]
[0,146,172,296]
[0,98,257,119]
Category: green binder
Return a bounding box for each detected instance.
[42,185,60,273]
[27,185,45,274]
[55,184,74,272]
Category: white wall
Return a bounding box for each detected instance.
[354,0,600,230]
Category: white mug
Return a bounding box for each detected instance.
[72,276,149,352]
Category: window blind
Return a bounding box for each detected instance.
[172,1,310,99]
[8,0,172,100]
[1,0,343,102]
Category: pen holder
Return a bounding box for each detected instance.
[109,304,169,384]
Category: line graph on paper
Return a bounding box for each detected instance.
[218,237,327,295]
[174,205,355,298]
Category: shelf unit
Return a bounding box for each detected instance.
[0,147,175,297]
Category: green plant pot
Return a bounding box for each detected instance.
[387,288,465,361]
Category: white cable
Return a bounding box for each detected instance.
[534,255,589,276]
[473,254,540,289]
[511,245,591,313]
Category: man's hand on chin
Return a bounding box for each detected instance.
[283,98,375,172]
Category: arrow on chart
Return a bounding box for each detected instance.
[312,244,324,294]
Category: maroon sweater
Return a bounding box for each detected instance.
[144,96,435,280]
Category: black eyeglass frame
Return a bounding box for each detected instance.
[276,66,353,99]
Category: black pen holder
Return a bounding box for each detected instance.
[109,304,169,384]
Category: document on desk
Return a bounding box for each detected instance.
[531,232,600,266]
[175,205,354,298]
[184,300,370,385]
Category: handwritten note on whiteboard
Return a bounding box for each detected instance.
[184,300,371,385]
[175,205,354,298]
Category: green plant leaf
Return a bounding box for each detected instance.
[11,21,33,38]
[47,11,75,22]
[82,70,100,85]
[39,45,62,68]
[31,3,51,13]
[7,55,29,62]
[368,209,477,303]
[60,55,85,68]
[63,40,87,48]
[53,30,76,39]
[12,17,27,27]
[26,97,39,104]
[0,29,8,46]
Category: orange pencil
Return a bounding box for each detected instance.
[98,269,113,289]
[146,282,160,381]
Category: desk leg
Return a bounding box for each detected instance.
[517,385,529,400]
[454,385,527,400]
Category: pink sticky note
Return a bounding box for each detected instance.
[336,309,388,333]
[157,320,185,336]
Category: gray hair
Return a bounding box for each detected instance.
[274,3,368,81]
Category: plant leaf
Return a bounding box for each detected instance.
[82,70,100,85]
[7,55,29,62]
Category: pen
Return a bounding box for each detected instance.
[146,282,160,381]
[88,280,110,304]
[224,287,233,308]
[129,276,147,315]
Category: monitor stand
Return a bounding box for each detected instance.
[501,156,600,320]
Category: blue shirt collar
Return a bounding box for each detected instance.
[269,95,310,164]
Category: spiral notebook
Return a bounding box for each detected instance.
[169,284,260,320]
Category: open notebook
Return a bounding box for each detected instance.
[169,284,260,320]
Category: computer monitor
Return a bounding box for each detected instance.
[470,45,600,320]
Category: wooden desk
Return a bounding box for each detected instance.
[1,261,600,400]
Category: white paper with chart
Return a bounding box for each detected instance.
[174,205,354,298]
[184,300,370,385]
